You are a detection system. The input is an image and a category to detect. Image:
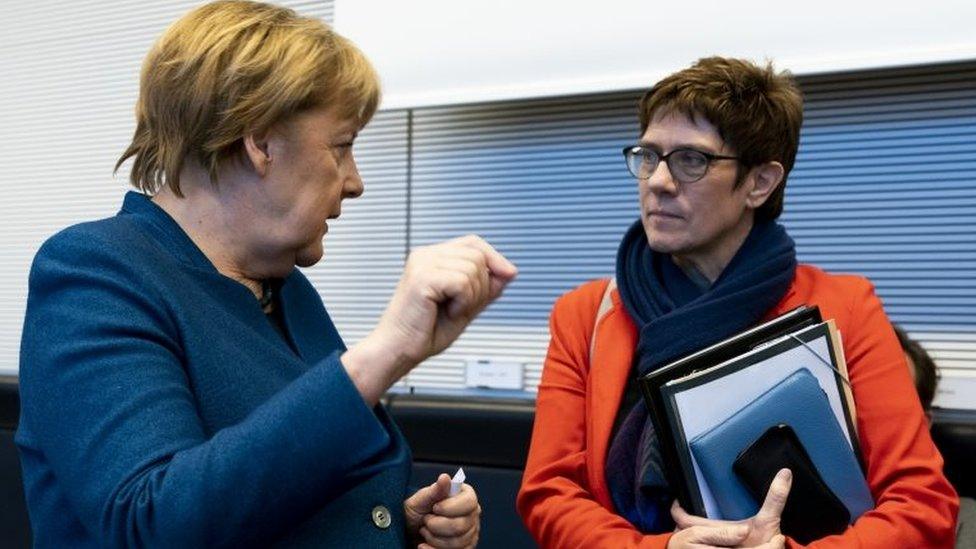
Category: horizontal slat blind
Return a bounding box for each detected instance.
[396,62,976,397]
[785,62,976,400]
[2,2,972,404]
[0,1,334,374]
[300,111,407,347]
[403,94,641,390]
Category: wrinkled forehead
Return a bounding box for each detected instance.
[275,103,363,140]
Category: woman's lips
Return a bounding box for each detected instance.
[647,210,683,219]
[323,214,339,233]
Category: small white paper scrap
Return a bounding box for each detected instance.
[449,467,466,496]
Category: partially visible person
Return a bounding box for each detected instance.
[16,2,513,547]
[894,326,976,548]
[517,56,958,548]
[894,324,939,417]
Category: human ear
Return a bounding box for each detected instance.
[745,161,785,210]
[242,130,273,177]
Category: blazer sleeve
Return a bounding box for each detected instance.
[17,230,393,548]
[516,282,671,548]
[791,279,959,548]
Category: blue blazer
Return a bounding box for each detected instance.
[17,192,412,548]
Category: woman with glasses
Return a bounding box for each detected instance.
[16,2,515,547]
[517,57,958,548]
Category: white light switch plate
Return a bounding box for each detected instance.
[464,358,524,390]
[933,373,976,410]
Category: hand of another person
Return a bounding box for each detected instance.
[342,235,517,403]
[375,234,517,363]
[668,468,792,548]
[404,473,481,549]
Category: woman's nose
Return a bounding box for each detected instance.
[644,159,678,195]
[343,162,364,199]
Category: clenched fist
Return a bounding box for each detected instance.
[404,473,481,549]
[342,235,517,404]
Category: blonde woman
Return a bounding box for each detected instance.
[16,2,514,547]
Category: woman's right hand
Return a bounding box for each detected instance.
[667,526,785,549]
[668,468,792,549]
[342,235,517,404]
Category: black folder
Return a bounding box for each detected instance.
[637,305,822,515]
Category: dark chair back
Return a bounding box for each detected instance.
[0,375,31,548]
[932,408,976,498]
[387,393,538,549]
[2,375,973,549]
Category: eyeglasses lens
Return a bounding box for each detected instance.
[669,150,708,182]
[626,148,656,179]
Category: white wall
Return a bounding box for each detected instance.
[0,1,332,375]
[335,0,976,109]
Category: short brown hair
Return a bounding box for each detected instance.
[638,57,803,221]
[117,0,380,196]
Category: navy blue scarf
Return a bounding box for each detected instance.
[606,218,797,532]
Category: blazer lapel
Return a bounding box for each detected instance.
[278,273,343,365]
[586,288,639,508]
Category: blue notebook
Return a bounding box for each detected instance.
[688,368,873,521]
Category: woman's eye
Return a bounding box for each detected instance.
[676,150,707,168]
[331,143,354,159]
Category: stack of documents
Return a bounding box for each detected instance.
[638,307,874,542]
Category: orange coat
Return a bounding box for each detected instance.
[517,265,959,548]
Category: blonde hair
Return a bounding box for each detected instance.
[117,0,380,195]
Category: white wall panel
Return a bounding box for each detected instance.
[336,0,976,109]
[0,1,335,374]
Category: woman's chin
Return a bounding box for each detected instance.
[643,229,684,255]
[294,243,325,268]
[296,255,323,269]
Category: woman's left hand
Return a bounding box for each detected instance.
[671,468,792,548]
[404,473,481,548]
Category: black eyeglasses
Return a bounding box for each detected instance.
[622,145,739,183]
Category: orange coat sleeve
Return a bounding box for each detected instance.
[516,283,672,548]
[790,279,959,548]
